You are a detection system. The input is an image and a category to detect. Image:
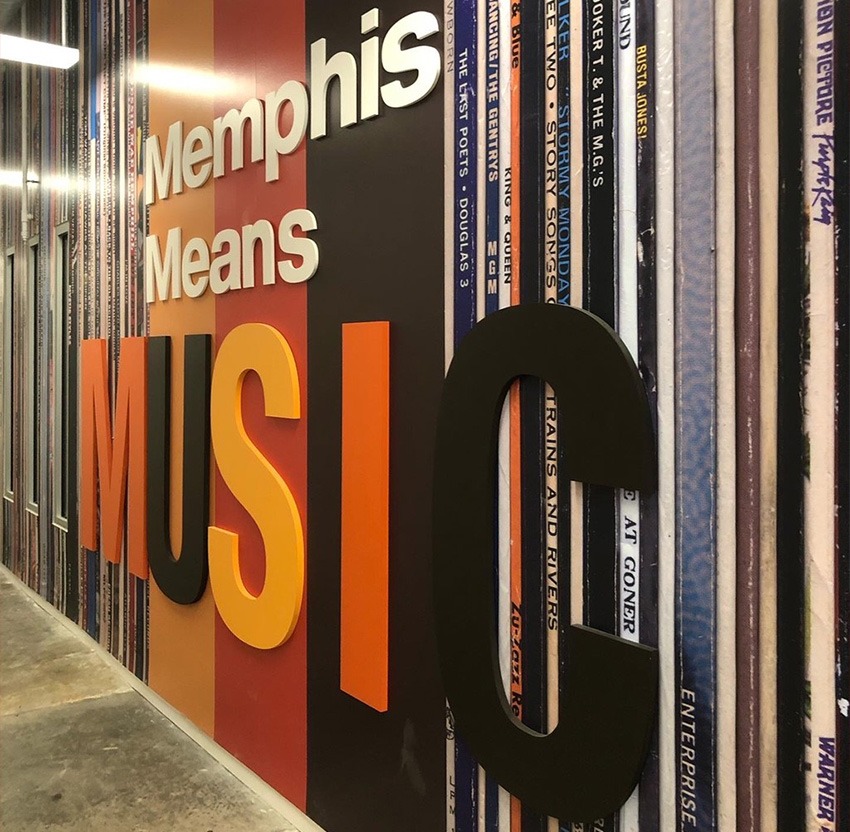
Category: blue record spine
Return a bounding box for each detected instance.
[454,0,479,828]
[673,0,717,828]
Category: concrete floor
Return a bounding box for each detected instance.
[0,570,299,831]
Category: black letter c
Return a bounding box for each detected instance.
[433,303,657,822]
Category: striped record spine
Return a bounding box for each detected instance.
[802,1,837,830]
[615,0,639,827]
[674,0,718,829]
[453,0,480,827]
[635,0,659,825]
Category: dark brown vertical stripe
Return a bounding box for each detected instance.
[304,4,445,832]
[735,0,762,829]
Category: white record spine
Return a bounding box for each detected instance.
[802,0,837,829]
[616,0,639,825]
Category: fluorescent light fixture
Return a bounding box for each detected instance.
[0,34,79,69]
[0,170,92,192]
[134,62,241,98]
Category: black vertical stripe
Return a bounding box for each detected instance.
[776,0,806,826]
[582,2,618,825]
[636,0,659,826]
[146,336,210,606]
[304,4,445,832]
[582,0,617,636]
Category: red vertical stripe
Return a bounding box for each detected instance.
[213,0,308,807]
[340,322,390,713]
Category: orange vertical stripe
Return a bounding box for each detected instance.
[340,321,390,713]
[146,0,216,736]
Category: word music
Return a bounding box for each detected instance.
[81,302,659,823]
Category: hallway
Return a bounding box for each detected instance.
[0,568,298,831]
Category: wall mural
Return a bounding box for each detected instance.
[1,0,848,830]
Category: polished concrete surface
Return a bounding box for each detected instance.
[0,571,298,831]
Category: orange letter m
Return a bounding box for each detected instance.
[80,338,148,578]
